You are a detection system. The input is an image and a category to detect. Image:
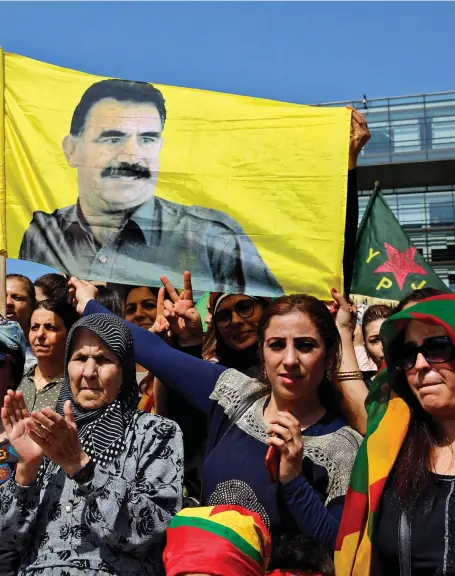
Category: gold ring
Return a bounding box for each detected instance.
[285,436,293,443]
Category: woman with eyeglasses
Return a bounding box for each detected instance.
[203,293,271,378]
[336,293,455,576]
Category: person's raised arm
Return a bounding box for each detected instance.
[69,277,225,414]
[331,289,368,435]
[343,107,370,296]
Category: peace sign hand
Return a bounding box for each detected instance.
[149,287,174,344]
[159,271,203,346]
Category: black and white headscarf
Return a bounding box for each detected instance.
[55,313,139,466]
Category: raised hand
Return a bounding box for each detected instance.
[149,287,173,344]
[346,106,371,169]
[1,390,44,465]
[330,288,357,335]
[28,401,90,477]
[160,271,203,346]
[68,276,98,315]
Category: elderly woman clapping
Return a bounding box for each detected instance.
[0,314,183,576]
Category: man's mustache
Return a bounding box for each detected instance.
[101,163,151,180]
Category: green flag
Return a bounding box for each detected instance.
[350,185,449,305]
[195,291,211,333]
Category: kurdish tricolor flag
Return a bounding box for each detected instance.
[350,184,448,305]
[163,505,271,576]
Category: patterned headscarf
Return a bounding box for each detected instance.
[55,313,139,465]
[335,294,455,575]
[163,505,271,576]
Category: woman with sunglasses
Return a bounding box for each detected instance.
[203,294,271,377]
[336,293,455,576]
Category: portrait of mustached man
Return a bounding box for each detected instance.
[20,79,282,295]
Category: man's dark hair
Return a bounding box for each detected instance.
[6,274,36,310]
[70,79,167,137]
[34,273,70,303]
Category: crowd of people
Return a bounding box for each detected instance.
[0,107,453,576]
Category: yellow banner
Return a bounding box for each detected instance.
[1,50,350,297]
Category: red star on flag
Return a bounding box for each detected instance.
[374,243,428,291]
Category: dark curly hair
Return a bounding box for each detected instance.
[270,533,335,575]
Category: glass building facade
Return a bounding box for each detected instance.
[321,91,455,290]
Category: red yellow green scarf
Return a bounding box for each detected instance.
[163,505,271,576]
[335,294,455,575]
[137,373,156,414]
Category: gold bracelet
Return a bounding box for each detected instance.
[336,371,363,381]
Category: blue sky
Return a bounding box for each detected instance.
[2,1,454,280]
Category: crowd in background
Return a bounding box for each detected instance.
[0,107,454,576]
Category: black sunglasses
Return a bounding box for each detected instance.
[214,300,256,328]
[398,336,455,372]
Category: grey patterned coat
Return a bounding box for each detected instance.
[0,412,183,576]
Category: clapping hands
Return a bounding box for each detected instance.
[1,390,43,466]
[2,391,89,483]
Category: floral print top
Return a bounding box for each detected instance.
[0,412,184,576]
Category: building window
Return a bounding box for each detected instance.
[395,193,426,228]
[428,193,455,226]
[392,119,421,152]
[431,116,455,149]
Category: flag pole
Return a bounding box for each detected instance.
[0,255,5,316]
[0,48,6,316]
